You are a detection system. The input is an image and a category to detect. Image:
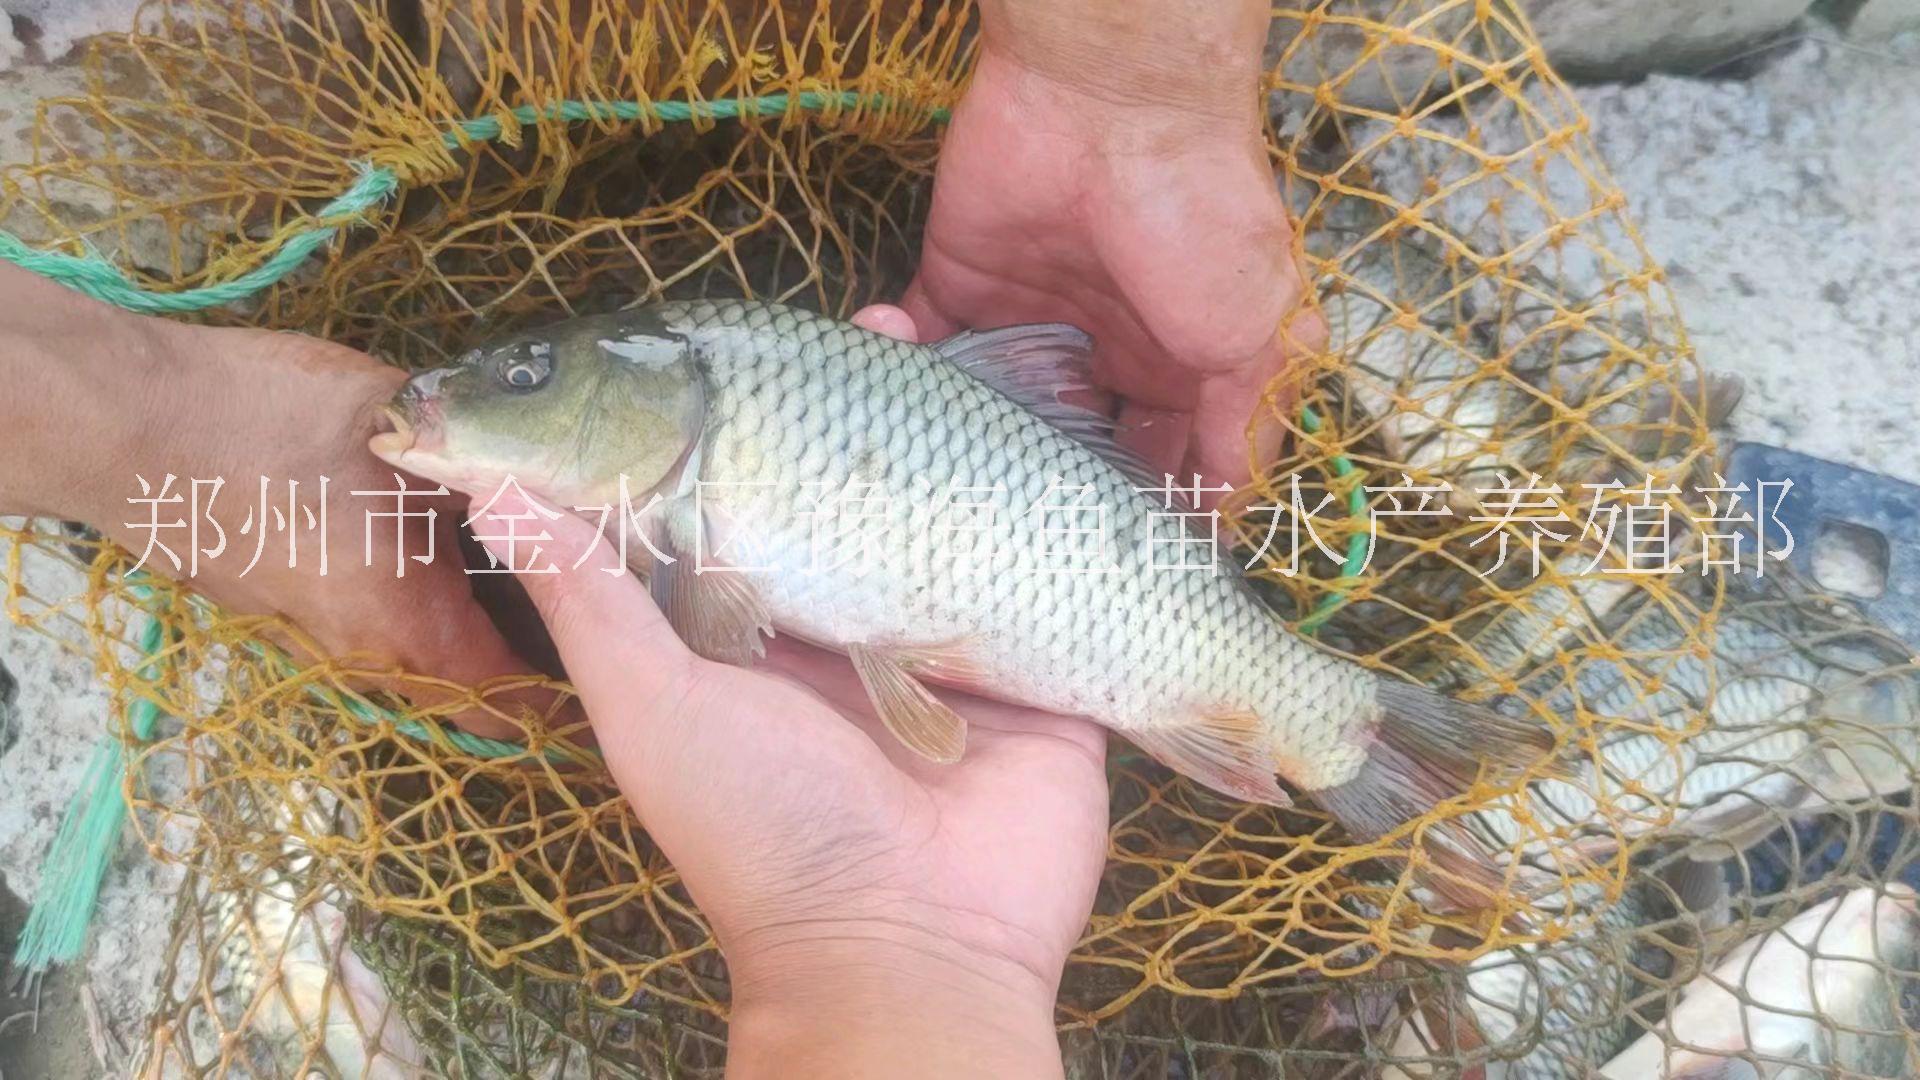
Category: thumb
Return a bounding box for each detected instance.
[1186,305,1329,502]
[899,276,962,340]
[469,489,696,720]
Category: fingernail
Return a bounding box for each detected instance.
[484,487,532,518]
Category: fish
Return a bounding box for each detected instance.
[227,888,426,1079]
[1368,606,1916,1078]
[1382,855,1731,1080]
[145,780,426,1079]
[1463,594,1920,864]
[369,299,1554,903]
[1599,885,1920,1080]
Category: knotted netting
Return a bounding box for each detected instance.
[3,1,1916,1076]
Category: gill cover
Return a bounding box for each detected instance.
[382,310,708,507]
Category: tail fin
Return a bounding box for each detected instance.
[1621,371,1746,460]
[1312,680,1556,914]
[1809,667,1920,802]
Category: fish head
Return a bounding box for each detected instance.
[369,312,707,507]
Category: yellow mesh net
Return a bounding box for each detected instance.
[4,1,1917,1076]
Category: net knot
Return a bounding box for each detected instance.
[374,140,462,188]
[492,103,528,150]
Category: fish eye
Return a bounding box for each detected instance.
[498,346,553,391]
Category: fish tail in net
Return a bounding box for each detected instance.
[1312,680,1556,917]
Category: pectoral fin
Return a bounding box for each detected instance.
[885,638,992,692]
[641,506,772,665]
[848,643,968,764]
[652,561,773,665]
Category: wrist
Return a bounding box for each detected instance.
[725,924,1063,1079]
[0,270,176,521]
[976,0,1268,123]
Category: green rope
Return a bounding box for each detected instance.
[4,90,935,979]
[1,91,946,316]
[0,167,398,315]
[10,577,170,976]
[3,85,1357,975]
[244,639,598,768]
[1295,404,1368,635]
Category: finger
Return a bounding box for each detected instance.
[850,303,919,341]
[1214,304,1332,491]
[758,637,953,777]
[1184,296,1330,503]
[759,637,1107,772]
[900,277,962,341]
[1184,368,1268,498]
[957,695,1107,759]
[470,489,695,716]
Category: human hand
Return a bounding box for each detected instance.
[903,0,1326,501]
[0,269,553,738]
[470,311,1109,1078]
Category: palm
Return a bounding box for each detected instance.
[903,51,1321,490]
[627,638,1110,988]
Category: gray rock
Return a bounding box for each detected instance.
[0,13,22,73]
[0,0,143,65]
[1527,0,1814,80]
[1269,1,1816,111]
[0,12,240,280]
[1849,0,1920,39]
[1339,33,1920,485]
[0,527,183,1058]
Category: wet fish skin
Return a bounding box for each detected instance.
[236,889,425,1080]
[1385,857,1727,1080]
[685,303,1421,785]
[176,787,425,1080]
[372,300,1551,884]
[1466,602,1919,860]
[1600,885,1920,1080]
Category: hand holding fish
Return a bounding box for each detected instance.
[903,0,1326,497]
[474,486,1109,1080]
[0,263,549,737]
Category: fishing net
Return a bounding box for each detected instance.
[3,0,1917,1076]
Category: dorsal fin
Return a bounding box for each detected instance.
[933,323,1165,491]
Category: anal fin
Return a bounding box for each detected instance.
[887,638,992,693]
[848,643,968,764]
[1126,712,1291,807]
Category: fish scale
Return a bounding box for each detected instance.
[680,300,1373,781]
[374,299,1554,896]
[1466,603,1917,859]
[1456,880,1674,1080]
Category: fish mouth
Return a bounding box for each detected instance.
[369,400,446,466]
[367,403,418,460]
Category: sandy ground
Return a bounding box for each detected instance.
[0,543,185,1077]
[1581,33,1920,485]
[1,20,1916,1080]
